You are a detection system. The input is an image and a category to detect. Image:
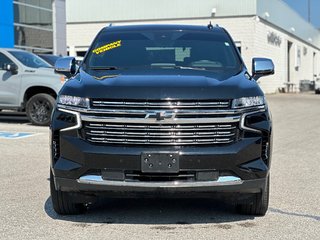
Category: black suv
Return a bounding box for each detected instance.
[51,24,274,215]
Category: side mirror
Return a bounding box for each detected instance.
[252,58,275,80]
[54,57,77,78]
[75,60,82,66]
[3,63,18,75]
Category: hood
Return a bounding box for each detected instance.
[35,67,56,75]
[60,68,264,100]
[24,67,58,76]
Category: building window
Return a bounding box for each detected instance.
[76,51,87,57]
[14,26,53,52]
[14,0,52,10]
[14,4,52,29]
[13,1,53,53]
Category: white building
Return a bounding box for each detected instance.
[66,0,320,93]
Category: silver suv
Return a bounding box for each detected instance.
[0,48,64,125]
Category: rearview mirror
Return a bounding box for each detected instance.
[3,63,18,75]
[252,58,274,80]
[54,57,77,78]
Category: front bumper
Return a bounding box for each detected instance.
[50,107,272,196]
[54,175,267,197]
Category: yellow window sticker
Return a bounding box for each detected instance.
[92,40,122,54]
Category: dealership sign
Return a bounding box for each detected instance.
[267,32,282,47]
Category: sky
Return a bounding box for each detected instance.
[282,0,320,29]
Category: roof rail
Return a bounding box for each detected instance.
[208,21,220,29]
[207,21,213,29]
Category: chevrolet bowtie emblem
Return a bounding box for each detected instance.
[145,111,175,121]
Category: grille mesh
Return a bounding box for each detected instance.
[91,99,230,110]
[83,122,238,145]
[83,99,238,146]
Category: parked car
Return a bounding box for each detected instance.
[75,56,84,66]
[38,54,62,66]
[0,48,65,125]
[51,24,274,216]
[315,78,320,94]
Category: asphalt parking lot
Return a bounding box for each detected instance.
[0,93,319,240]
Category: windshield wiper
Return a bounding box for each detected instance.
[89,66,120,70]
[174,66,206,70]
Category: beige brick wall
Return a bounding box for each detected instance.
[252,20,320,93]
[67,22,106,55]
[252,19,287,93]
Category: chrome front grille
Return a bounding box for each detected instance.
[79,99,241,146]
[83,122,238,145]
[91,99,230,110]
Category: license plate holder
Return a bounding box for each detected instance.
[141,152,179,173]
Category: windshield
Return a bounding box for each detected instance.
[9,51,52,68]
[38,55,61,66]
[83,29,242,73]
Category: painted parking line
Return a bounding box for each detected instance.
[0,131,37,139]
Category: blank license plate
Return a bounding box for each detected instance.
[141,152,179,173]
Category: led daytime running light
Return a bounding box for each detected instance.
[58,95,89,108]
[232,96,265,108]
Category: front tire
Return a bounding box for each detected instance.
[26,93,55,126]
[50,171,86,215]
[236,176,270,216]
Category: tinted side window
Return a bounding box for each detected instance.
[0,53,14,69]
[9,51,51,68]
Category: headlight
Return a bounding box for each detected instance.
[232,96,265,108]
[58,95,89,108]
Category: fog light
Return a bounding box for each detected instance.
[102,170,125,181]
[196,171,219,181]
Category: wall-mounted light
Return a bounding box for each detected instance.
[264,12,270,18]
[290,27,296,32]
[211,8,217,14]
